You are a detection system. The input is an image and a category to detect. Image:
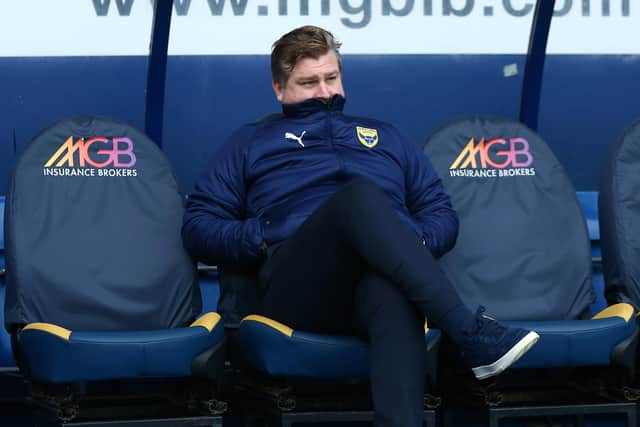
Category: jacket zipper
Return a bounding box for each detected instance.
[325,101,345,179]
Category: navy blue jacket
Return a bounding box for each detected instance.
[183,96,458,267]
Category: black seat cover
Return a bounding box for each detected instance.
[4,116,200,332]
[599,119,640,310]
[424,116,593,320]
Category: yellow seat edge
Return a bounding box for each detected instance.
[22,323,72,340]
[241,314,294,337]
[190,312,222,333]
[592,303,634,322]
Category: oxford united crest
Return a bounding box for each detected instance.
[356,126,379,148]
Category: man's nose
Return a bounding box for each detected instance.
[315,82,331,102]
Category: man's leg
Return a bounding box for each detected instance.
[258,178,539,378]
[259,177,465,332]
[352,272,426,427]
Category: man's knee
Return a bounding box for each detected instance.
[354,273,423,335]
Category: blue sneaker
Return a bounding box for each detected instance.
[460,307,539,380]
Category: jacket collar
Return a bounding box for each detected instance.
[281,95,346,118]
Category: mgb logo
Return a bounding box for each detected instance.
[449,137,536,178]
[43,136,138,177]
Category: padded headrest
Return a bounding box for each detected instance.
[599,118,640,310]
[424,116,593,320]
[4,117,200,331]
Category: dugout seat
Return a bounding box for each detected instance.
[3,117,226,425]
[218,261,441,425]
[423,116,638,417]
[237,311,440,382]
[599,118,640,312]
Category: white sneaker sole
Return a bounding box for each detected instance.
[471,331,540,380]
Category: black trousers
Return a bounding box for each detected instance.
[257,178,463,427]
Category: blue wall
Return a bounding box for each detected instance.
[538,55,640,190]
[0,56,148,192]
[1,54,639,194]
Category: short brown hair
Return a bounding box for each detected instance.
[271,26,342,87]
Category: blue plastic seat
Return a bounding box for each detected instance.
[423,116,637,382]
[238,314,440,380]
[217,243,441,420]
[232,311,440,425]
[3,117,226,423]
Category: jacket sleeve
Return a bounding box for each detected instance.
[402,136,459,258]
[182,128,264,267]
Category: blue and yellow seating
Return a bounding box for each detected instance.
[3,117,226,425]
[424,116,638,421]
[599,118,640,314]
[210,268,441,424]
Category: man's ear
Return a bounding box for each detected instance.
[272,81,284,102]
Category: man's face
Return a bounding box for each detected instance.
[272,50,345,105]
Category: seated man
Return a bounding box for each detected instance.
[182,25,539,427]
